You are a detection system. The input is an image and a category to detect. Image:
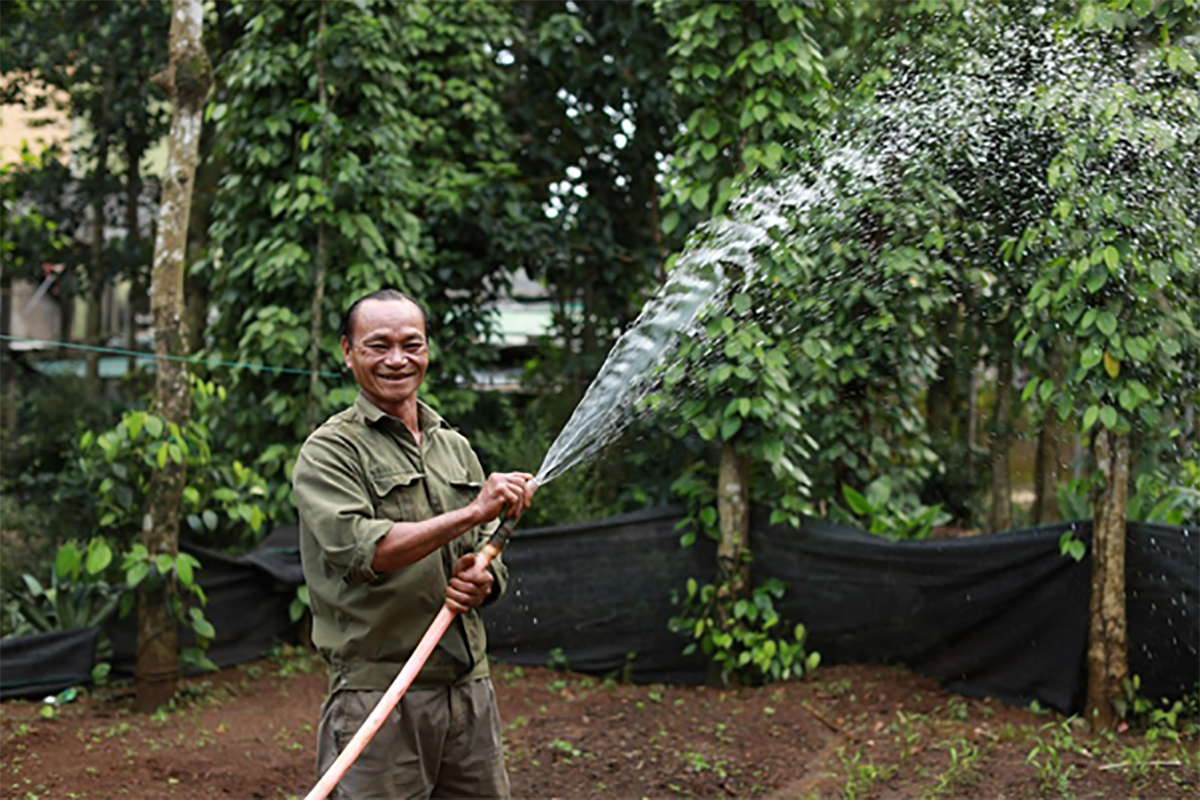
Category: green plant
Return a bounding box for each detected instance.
[6,539,122,634]
[120,545,217,673]
[1026,719,1084,799]
[930,737,981,797]
[288,585,310,625]
[74,380,272,553]
[1116,675,1199,741]
[670,575,819,686]
[549,738,583,761]
[4,539,123,683]
[835,476,952,541]
[837,747,896,800]
[546,647,570,673]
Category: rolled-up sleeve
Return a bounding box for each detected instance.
[294,434,392,585]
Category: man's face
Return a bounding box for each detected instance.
[342,298,429,416]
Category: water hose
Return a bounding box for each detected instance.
[304,515,520,801]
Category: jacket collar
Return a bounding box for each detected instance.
[353,393,448,438]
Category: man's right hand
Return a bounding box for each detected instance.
[473,471,537,523]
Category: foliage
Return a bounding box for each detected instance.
[510,0,681,394]
[0,0,170,305]
[656,0,830,227]
[834,477,952,541]
[120,543,217,673]
[0,373,123,503]
[1057,460,1200,525]
[670,575,820,686]
[4,539,122,635]
[0,143,70,286]
[206,0,531,506]
[2,535,219,675]
[661,293,816,528]
[66,378,271,552]
[470,404,615,530]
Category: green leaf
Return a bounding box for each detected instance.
[202,509,219,531]
[126,562,149,588]
[720,415,741,440]
[700,117,720,140]
[842,485,870,516]
[86,539,113,576]
[1100,406,1118,429]
[190,614,216,640]
[125,412,144,441]
[176,555,194,587]
[1080,345,1103,370]
[1103,245,1119,271]
[55,542,81,582]
[155,554,175,576]
[145,416,164,438]
[1097,311,1117,337]
[1082,405,1100,431]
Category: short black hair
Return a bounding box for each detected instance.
[340,288,428,344]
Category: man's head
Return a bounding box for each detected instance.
[340,288,430,416]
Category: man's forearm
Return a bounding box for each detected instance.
[371,503,486,572]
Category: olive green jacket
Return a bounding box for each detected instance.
[294,394,506,693]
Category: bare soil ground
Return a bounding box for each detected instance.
[1,647,1195,800]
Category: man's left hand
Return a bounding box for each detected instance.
[446,553,494,614]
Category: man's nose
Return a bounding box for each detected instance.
[383,346,407,365]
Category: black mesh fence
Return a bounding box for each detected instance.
[3,507,1196,716]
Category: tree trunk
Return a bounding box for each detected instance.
[717,441,751,594]
[137,0,211,714]
[1086,427,1130,729]
[1033,348,1067,524]
[125,134,145,376]
[86,71,116,392]
[987,343,1014,532]
[1,287,14,436]
[307,0,329,431]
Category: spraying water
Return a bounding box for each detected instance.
[532,181,801,486]
[529,23,1198,491]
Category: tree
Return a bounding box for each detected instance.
[654,0,831,682]
[205,0,530,516]
[0,0,170,383]
[508,0,680,408]
[137,0,211,712]
[1016,6,1198,726]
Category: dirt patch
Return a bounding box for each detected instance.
[1,649,1195,799]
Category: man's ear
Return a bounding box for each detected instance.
[341,336,352,367]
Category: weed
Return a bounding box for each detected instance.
[549,739,583,762]
[837,747,896,800]
[500,665,525,682]
[1026,720,1085,798]
[942,697,971,722]
[682,750,729,779]
[506,715,530,732]
[890,710,925,761]
[928,737,981,797]
[546,647,570,672]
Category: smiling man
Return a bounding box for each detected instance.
[294,288,536,799]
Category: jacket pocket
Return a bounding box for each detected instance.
[370,470,426,521]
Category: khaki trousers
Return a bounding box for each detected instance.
[315,677,510,800]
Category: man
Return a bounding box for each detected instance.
[294,288,536,799]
